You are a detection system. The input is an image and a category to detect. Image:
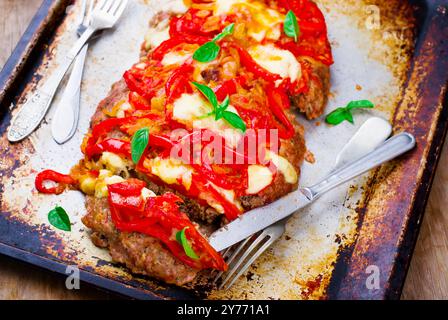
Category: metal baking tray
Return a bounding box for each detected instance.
[0,0,447,300]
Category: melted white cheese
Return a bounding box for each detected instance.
[172,93,244,147]
[100,152,128,174]
[248,44,301,83]
[116,101,132,118]
[205,182,243,214]
[172,93,211,121]
[141,187,156,200]
[215,0,243,15]
[94,171,125,198]
[246,165,274,194]
[214,0,284,41]
[265,150,298,184]
[161,51,192,66]
[162,0,189,14]
[145,26,170,50]
[104,175,125,185]
[148,157,193,190]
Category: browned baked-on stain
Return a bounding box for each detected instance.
[300,274,323,300]
[304,150,316,164]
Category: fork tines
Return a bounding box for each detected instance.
[214,231,274,290]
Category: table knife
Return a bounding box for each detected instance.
[209,132,416,252]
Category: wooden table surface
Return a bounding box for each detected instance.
[0,0,447,300]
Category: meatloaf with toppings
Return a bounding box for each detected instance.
[39,0,333,286]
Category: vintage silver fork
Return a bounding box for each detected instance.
[7,0,129,143]
[51,0,95,144]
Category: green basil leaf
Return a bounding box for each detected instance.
[192,82,218,110]
[176,227,200,260]
[193,41,221,63]
[346,100,375,110]
[219,95,230,111]
[213,23,235,42]
[325,108,354,125]
[48,206,71,231]
[345,110,354,124]
[284,10,300,42]
[131,127,149,164]
[215,95,230,120]
[222,110,247,132]
[194,23,234,62]
[215,108,224,121]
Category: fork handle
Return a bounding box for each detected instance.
[301,132,416,200]
[7,27,96,142]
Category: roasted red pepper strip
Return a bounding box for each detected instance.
[169,9,216,39]
[266,85,296,140]
[85,116,174,158]
[123,69,163,100]
[214,76,247,101]
[108,180,227,270]
[108,178,147,212]
[35,170,75,195]
[170,129,251,167]
[190,174,242,221]
[85,138,131,159]
[108,178,146,196]
[278,0,327,35]
[192,164,245,191]
[151,37,185,61]
[84,117,134,157]
[86,134,173,159]
[148,195,227,270]
[230,43,282,83]
[123,70,146,97]
[277,0,333,65]
[149,134,175,149]
[90,117,133,142]
[165,63,194,102]
[128,92,151,110]
[151,36,207,61]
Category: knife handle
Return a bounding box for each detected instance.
[301,132,416,200]
[7,27,96,143]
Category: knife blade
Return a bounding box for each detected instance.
[209,189,312,252]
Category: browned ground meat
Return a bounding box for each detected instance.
[82,197,198,285]
[291,58,331,120]
[90,80,129,128]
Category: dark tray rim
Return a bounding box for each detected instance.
[1,0,447,300]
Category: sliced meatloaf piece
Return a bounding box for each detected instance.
[82,196,198,286]
[78,0,330,286]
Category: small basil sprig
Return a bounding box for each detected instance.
[193,23,235,63]
[325,100,375,125]
[131,127,149,164]
[48,206,71,231]
[192,82,247,132]
[284,10,300,42]
[176,227,199,260]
